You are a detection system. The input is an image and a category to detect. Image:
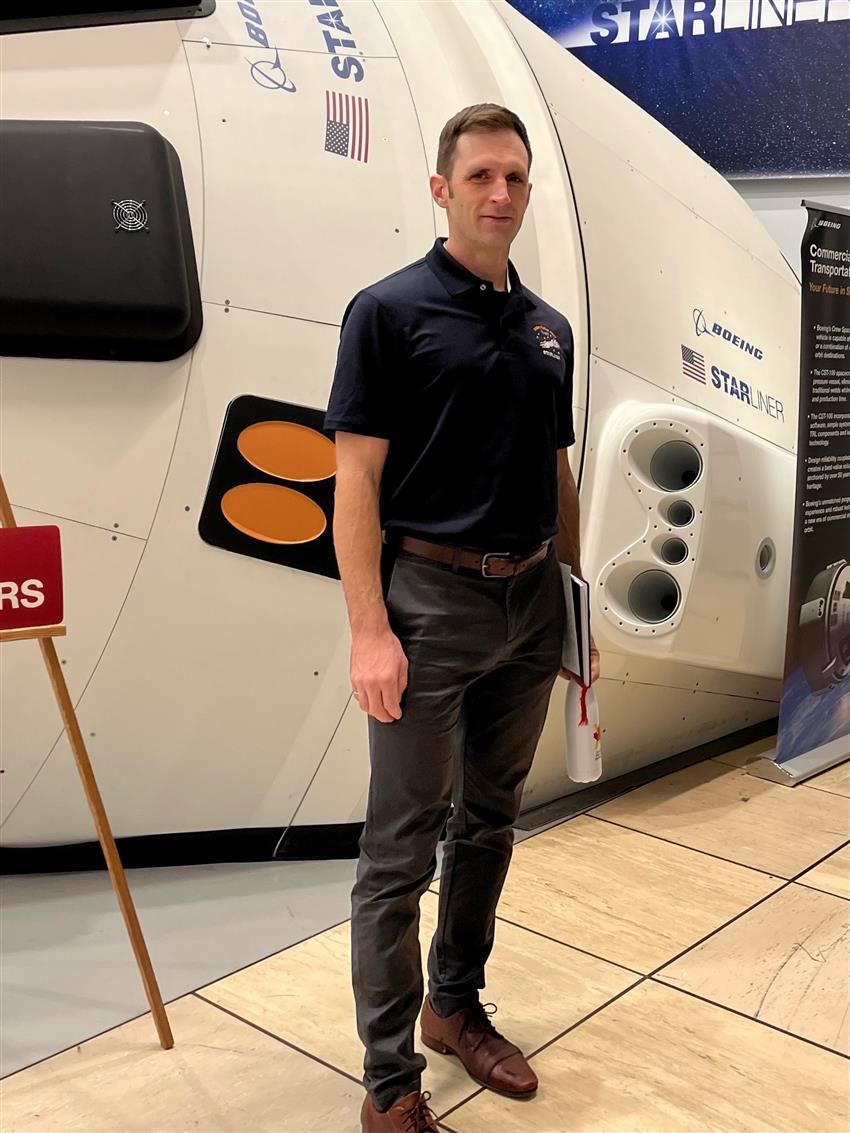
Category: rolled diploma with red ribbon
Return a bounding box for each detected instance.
[564,680,603,783]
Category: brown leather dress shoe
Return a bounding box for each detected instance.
[421,998,538,1098]
[360,1089,440,1132]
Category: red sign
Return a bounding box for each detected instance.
[0,525,64,630]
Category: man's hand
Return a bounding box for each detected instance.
[351,629,409,723]
[559,635,600,686]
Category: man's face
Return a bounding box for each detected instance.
[431,129,532,253]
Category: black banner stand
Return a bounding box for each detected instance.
[751,200,850,785]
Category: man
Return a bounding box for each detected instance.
[325,104,599,1133]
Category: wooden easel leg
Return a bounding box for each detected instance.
[39,636,174,1050]
[0,472,171,1047]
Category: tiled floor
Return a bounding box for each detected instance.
[1,752,848,1133]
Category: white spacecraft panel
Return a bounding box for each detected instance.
[521,673,779,810]
[284,699,370,828]
[0,21,204,270]
[178,0,396,58]
[184,42,434,323]
[598,649,777,701]
[582,360,794,676]
[0,354,192,539]
[680,416,793,671]
[0,509,144,826]
[376,0,589,422]
[0,0,801,851]
[0,305,354,845]
[293,654,778,826]
[0,21,202,537]
[497,0,789,281]
[560,125,799,451]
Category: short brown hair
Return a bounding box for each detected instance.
[436,104,532,180]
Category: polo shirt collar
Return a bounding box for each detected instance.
[426,237,530,306]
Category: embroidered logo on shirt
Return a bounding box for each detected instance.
[532,324,562,361]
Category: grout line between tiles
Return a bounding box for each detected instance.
[438,1087,485,1123]
[648,977,850,1060]
[644,839,850,980]
[492,913,645,976]
[441,972,651,1124]
[694,757,848,799]
[522,974,647,1061]
[435,1113,465,1133]
[795,879,849,901]
[0,1001,170,1083]
[440,836,849,990]
[0,910,356,1082]
[481,842,850,1085]
[192,913,355,994]
[192,991,364,1088]
[6,757,843,1092]
[585,811,829,879]
[800,785,850,800]
[443,964,848,1127]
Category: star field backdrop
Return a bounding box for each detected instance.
[508,0,849,178]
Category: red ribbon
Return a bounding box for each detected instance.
[579,682,589,726]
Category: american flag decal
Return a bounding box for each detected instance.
[681,344,706,383]
[325,90,369,163]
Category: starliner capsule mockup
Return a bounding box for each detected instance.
[0,0,799,864]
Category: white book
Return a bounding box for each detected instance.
[558,562,591,686]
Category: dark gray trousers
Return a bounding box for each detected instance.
[350,542,565,1110]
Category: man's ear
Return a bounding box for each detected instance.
[430,173,449,211]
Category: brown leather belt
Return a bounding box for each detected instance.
[396,535,551,578]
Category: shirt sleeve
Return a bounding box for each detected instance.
[324,291,403,439]
[556,321,576,449]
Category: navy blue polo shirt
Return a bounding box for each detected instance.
[324,237,575,551]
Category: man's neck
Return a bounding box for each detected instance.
[443,236,510,292]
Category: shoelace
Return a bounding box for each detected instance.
[460,1001,506,1049]
[401,1090,438,1132]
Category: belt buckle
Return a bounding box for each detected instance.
[481,551,513,578]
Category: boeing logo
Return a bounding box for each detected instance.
[693,308,763,361]
[692,309,711,337]
[247,46,296,92]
